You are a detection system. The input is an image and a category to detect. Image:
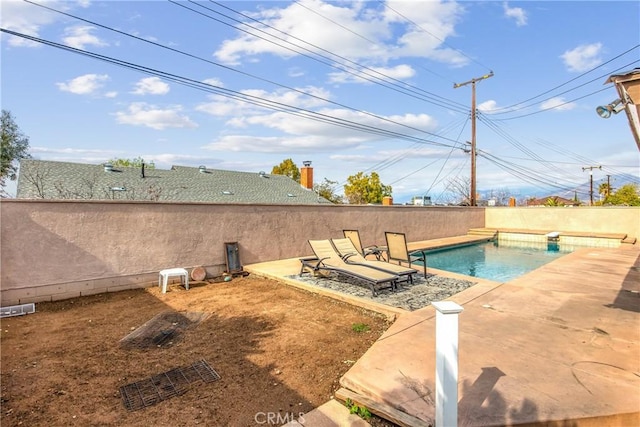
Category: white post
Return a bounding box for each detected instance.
[432,301,464,427]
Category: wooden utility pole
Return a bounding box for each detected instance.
[454,71,494,206]
[582,165,601,205]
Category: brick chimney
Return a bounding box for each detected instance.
[300,160,313,190]
[382,196,393,206]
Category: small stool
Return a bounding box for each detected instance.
[159,268,189,293]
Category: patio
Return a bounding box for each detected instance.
[246,243,640,426]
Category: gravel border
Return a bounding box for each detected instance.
[288,272,476,311]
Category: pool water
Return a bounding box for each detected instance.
[421,240,574,282]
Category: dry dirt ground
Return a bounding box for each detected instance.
[1,275,395,427]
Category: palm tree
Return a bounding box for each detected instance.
[598,182,611,198]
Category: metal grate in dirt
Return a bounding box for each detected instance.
[119,359,220,411]
[120,311,211,350]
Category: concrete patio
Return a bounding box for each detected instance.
[246,241,640,426]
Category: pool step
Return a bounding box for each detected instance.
[468,228,498,237]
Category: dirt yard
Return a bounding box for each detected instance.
[1,275,394,426]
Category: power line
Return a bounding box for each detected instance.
[487,59,640,117]
[1,28,467,152]
[22,0,467,145]
[489,44,640,113]
[380,0,494,74]
[182,0,469,112]
[491,86,612,121]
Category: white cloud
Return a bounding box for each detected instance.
[561,43,603,72]
[478,100,499,112]
[196,86,331,117]
[503,2,527,26]
[331,146,461,162]
[213,0,467,69]
[147,153,224,169]
[30,146,118,156]
[0,0,64,47]
[62,25,108,49]
[202,78,224,87]
[288,67,305,78]
[56,73,109,95]
[114,102,198,130]
[540,97,576,111]
[131,77,170,95]
[329,64,416,84]
[202,108,437,153]
[29,146,120,163]
[203,134,352,153]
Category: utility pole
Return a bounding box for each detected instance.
[582,165,601,206]
[601,174,614,203]
[454,71,494,206]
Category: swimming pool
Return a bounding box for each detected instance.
[422,240,576,282]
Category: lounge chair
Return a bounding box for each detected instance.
[331,237,418,284]
[300,239,398,296]
[384,231,427,278]
[343,230,384,260]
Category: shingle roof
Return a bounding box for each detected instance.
[16,159,331,204]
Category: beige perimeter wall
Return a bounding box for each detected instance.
[4,202,636,306]
[485,207,640,238]
[1,200,484,305]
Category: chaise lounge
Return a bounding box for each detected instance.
[384,231,427,278]
[300,239,399,296]
[342,229,385,260]
[331,237,418,284]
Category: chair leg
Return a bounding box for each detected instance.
[422,253,427,279]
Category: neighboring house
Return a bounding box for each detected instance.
[526,196,581,207]
[16,159,331,204]
[603,68,640,151]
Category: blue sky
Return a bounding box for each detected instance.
[1,0,639,203]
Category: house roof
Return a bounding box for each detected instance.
[16,159,331,204]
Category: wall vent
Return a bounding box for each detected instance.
[1,303,35,318]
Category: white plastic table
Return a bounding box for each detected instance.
[158,268,189,293]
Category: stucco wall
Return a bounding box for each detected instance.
[485,207,640,238]
[0,200,484,304]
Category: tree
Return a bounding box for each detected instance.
[343,171,391,204]
[271,158,300,182]
[544,197,564,207]
[1,110,31,193]
[486,187,512,206]
[107,156,155,168]
[314,178,343,204]
[598,182,612,202]
[604,183,640,206]
[445,176,471,205]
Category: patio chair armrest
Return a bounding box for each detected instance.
[342,253,359,261]
[365,246,385,260]
[299,256,322,275]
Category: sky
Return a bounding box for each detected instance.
[1,0,639,203]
